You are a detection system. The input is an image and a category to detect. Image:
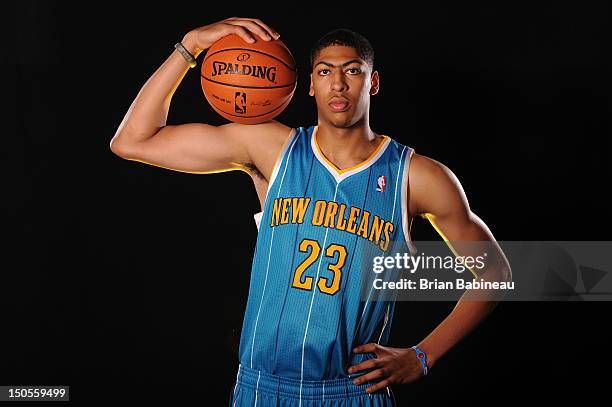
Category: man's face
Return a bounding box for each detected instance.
[309,45,379,128]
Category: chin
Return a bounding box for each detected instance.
[335,118,359,128]
[324,114,356,128]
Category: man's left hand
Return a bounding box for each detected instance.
[348,343,425,393]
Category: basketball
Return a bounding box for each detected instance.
[200,34,297,125]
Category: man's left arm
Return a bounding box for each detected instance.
[349,154,512,393]
[409,154,512,370]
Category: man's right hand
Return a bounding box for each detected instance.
[184,17,281,53]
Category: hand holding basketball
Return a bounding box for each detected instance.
[185,17,280,52]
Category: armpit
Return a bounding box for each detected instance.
[242,162,266,180]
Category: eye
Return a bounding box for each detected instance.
[347,68,362,74]
[318,69,330,75]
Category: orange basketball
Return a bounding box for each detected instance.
[200,34,297,125]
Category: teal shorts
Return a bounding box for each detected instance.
[229,364,396,406]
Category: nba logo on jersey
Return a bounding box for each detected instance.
[376,175,387,192]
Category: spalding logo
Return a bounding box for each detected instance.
[211,61,277,84]
[237,53,251,62]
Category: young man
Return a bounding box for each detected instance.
[110,17,511,407]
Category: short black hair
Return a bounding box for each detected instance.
[310,29,374,72]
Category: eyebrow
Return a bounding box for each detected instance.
[314,60,363,68]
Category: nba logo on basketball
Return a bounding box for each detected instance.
[235,92,247,114]
[376,175,386,192]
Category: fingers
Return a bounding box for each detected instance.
[239,18,280,39]
[351,368,386,385]
[363,378,391,394]
[353,343,380,354]
[222,24,258,44]
[225,18,280,42]
[347,358,379,374]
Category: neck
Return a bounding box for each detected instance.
[314,119,384,171]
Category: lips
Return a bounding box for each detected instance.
[329,97,350,112]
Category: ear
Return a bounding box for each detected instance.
[370,70,380,96]
[309,73,314,97]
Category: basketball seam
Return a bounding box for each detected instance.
[201,76,297,90]
[208,96,292,119]
[203,48,297,71]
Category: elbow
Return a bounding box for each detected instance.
[478,262,512,283]
[493,263,512,284]
[109,133,134,159]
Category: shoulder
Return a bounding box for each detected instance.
[221,120,295,163]
[409,152,469,216]
[246,120,297,158]
[410,152,454,183]
[221,120,294,146]
[224,120,296,182]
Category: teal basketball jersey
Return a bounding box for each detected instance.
[238,124,416,382]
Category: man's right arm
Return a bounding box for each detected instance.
[109,18,285,175]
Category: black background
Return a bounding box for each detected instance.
[3,1,611,405]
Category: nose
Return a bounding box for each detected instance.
[330,70,348,92]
